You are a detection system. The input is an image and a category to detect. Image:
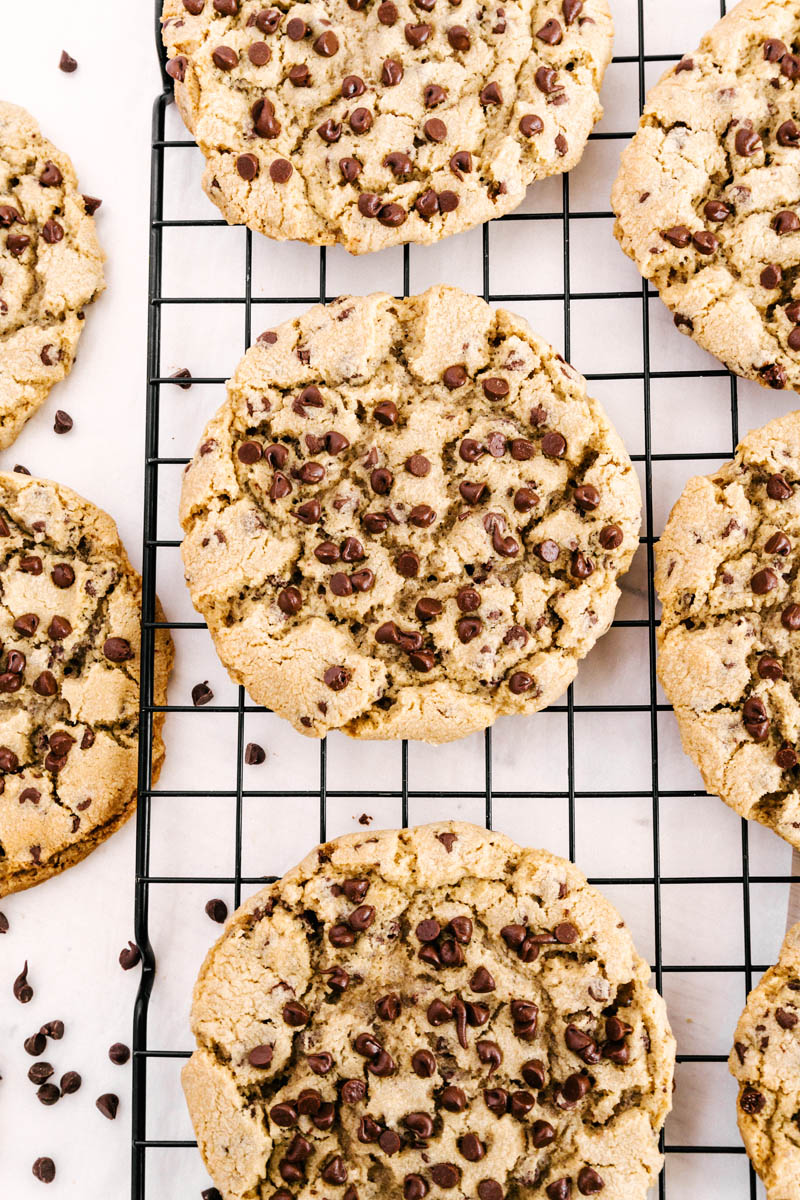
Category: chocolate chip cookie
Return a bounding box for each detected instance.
[183,821,675,1200]
[730,922,800,1198]
[160,0,612,253]
[0,472,173,895]
[0,103,104,447]
[180,286,641,743]
[656,410,800,849]
[612,0,800,392]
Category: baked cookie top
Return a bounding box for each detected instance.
[160,0,612,253]
[183,821,675,1200]
[0,102,105,448]
[656,410,800,849]
[179,286,641,743]
[612,0,800,392]
[730,922,800,1199]
[0,473,173,896]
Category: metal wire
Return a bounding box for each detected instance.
[133,1,763,1195]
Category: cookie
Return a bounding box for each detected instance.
[179,286,641,743]
[0,103,105,447]
[655,409,800,848]
[0,472,173,895]
[183,821,676,1200]
[160,0,612,254]
[611,0,800,392]
[730,922,800,1199]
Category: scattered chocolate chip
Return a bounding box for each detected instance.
[109,1042,130,1065]
[59,51,78,73]
[28,1061,54,1084]
[14,961,33,1003]
[60,1071,81,1094]
[32,1157,56,1183]
[37,1084,60,1106]
[25,1033,47,1057]
[96,1093,119,1120]
[191,681,214,706]
[119,941,141,970]
[205,898,228,923]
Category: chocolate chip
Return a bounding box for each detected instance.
[191,681,214,707]
[378,1,398,21]
[382,58,403,85]
[424,84,446,108]
[531,1118,556,1147]
[459,1133,485,1162]
[459,481,487,505]
[289,63,311,86]
[13,613,39,636]
[735,127,761,156]
[410,1048,436,1078]
[236,153,259,181]
[19,555,42,575]
[278,586,303,615]
[406,454,431,477]
[519,114,544,137]
[546,1180,571,1200]
[245,1043,274,1070]
[59,50,78,72]
[25,1033,47,1056]
[430,1164,460,1189]
[424,118,447,142]
[379,1130,402,1155]
[395,550,420,578]
[703,200,730,223]
[38,1083,60,1106]
[14,961,33,1003]
[248,40,272,65]
[440,1085,467,1112]
[783,603,800,630]
[405,1176,429,1200]
[109,1042,130,1065]
[758,655,783,680]
[555,921,579,943]
[245,741,266,765]
[253,97,281,137]
[205,898,228,923]
[599,524,623,550]
[28,1061,54,1083]
[0,912,7,934]
[60,1070,81,1094]
[662,225,691,248]
[119,941,141,970]
[751,568,778,594]
[447,23,471,49]
[778,119,800,147]
[570,550,593,579]
[212,45,238,69]
[450,150,473,177]
[457,617,482,644]
[314,30,339,55]
[477,1040,502,1072]
[167,55,188,81]
[773,210,800,235]
[692,230,718,254]
[761,264,782,289]
[406,21,432,45]
[537,17,563,43]
[541,431,566,457]
[104,637,133,662]
[477,1182,503,1200]
[96,1093,119,1120]
[283,1000,309,1026]
[32,1157,56,1183]
[740,1086,765,1114]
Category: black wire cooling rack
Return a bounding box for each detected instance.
[132,1,796,1196]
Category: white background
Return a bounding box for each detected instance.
[0,0,796,1197]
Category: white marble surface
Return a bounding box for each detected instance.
[0,1,794,1198]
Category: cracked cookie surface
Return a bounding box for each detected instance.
[730,922,800,1199]
[160,0,612,253]
[0,472,173,895]
[0,102,105,448]
[179,286,641,743]
[656,410,800,849]
[183,821,675,1200]
[612,0,800,392]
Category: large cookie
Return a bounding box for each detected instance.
[656,410,800,849]
[179,286,641,743]
[730,922,800,1199]
[160,0,612,253]
[612,0,800,393]
[0,473,173,895]
[183,821,675,1200]
[0,103,104,447]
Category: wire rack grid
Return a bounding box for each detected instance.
[133,1,797,1197]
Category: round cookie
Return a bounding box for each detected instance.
[656,410,800,849]
[183,821,676,1200]
[0,472,173,895]
[0,103,105,447]
[160,0,613,254]
[179,286,641,743]
[730,922,800,1199]
[612,0,800,393]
